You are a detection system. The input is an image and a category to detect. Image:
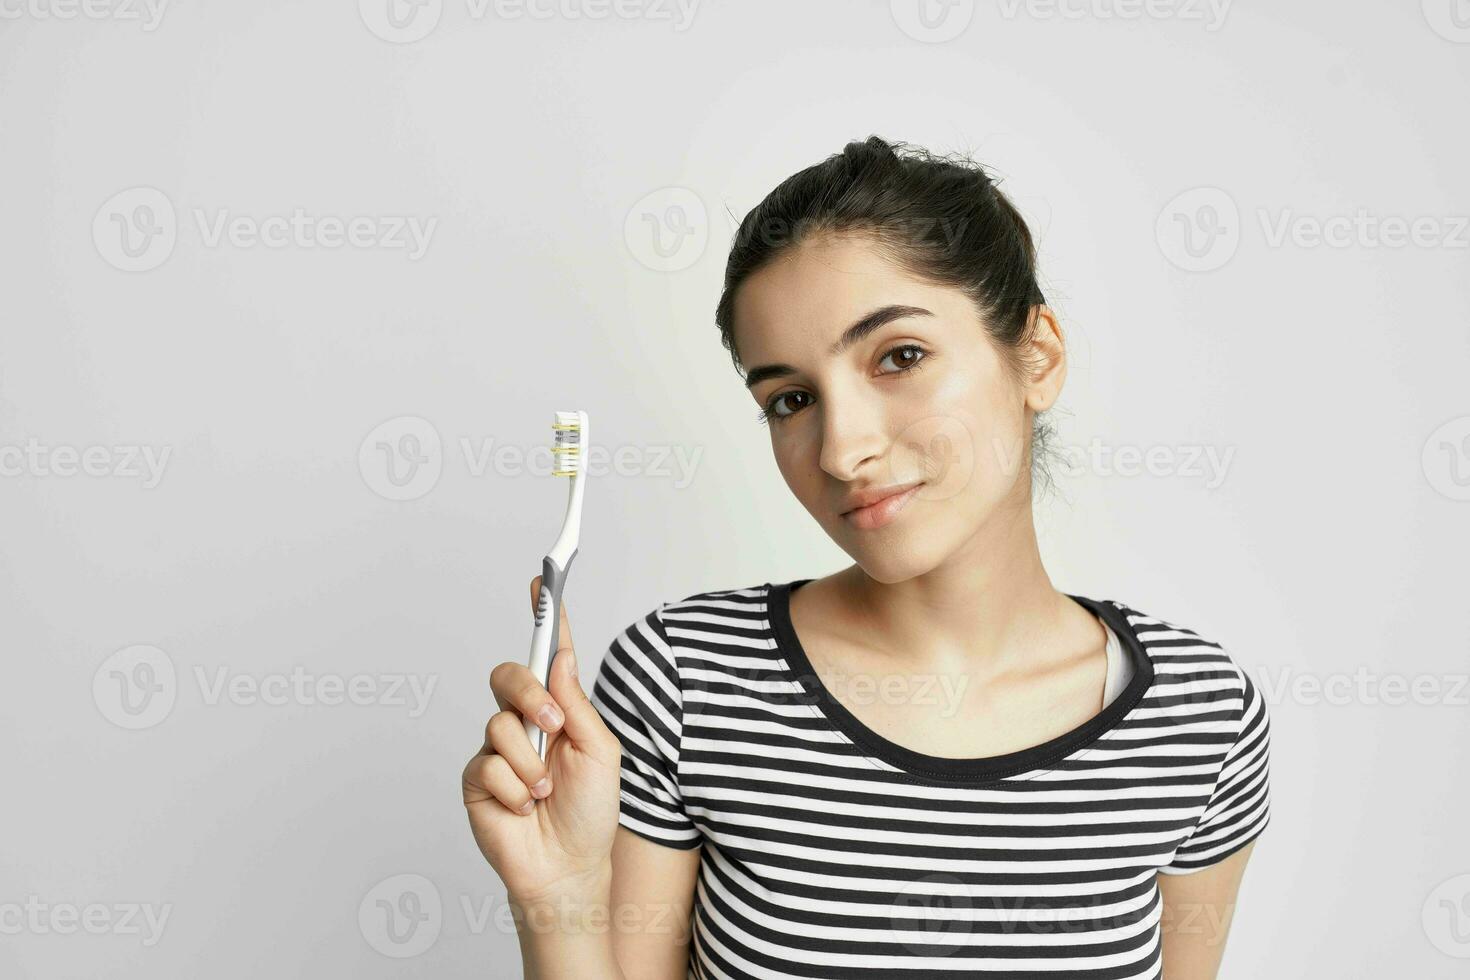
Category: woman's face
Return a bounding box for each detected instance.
[732,233,1061,584]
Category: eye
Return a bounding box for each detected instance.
[756,343,932,427]
[757,390,812,426]
[878,343,927,373]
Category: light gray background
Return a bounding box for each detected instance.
[2,0,1467,976]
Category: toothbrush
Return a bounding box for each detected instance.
[524,409,589,761]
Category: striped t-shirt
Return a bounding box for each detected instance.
[589,579,1272,979]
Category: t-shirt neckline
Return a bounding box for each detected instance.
[765,578,1156,783]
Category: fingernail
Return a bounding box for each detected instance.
[538,703,563,731]
[517,799,535,815]
[530,777,551,798]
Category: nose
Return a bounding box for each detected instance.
[817,386,887,482]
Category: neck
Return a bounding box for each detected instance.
[834,492,1085,680]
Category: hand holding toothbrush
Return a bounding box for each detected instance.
[462,574,622,905]
[462,409,623,906]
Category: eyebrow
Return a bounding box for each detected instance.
[741,304,934,390]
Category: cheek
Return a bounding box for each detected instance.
[772,430,813,492]
[893,367,1025,504]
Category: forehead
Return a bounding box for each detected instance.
[731,234,966,363]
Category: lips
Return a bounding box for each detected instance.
[841,481,924,531]
[839,480,925,515]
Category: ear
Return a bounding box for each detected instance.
[1020,305,1066,413]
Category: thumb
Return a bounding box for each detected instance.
[544,602,604,749]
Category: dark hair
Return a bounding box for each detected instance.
[714,135,1060,492]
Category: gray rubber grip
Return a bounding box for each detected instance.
[537,548,577,679]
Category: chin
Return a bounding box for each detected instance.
[831,516,955,585]
[850,559,925,586]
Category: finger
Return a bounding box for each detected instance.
[462,751,537,815]
[485,710,553,798]
[489,660,565,736]
[554,586,574,661]
[544,631,612,754]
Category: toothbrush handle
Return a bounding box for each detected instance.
[524,551,576,760]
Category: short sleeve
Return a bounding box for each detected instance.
[1160,661,1272,875]
[588,603,701,850]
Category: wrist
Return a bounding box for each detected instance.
[509,864,624,977]
[508,862,614,924]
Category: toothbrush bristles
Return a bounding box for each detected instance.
[552,410,581,477]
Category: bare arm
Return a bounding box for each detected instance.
[513,826,698,979]
[510,861,623,980]
[1157,840,1257,979]
[607,828,701,978]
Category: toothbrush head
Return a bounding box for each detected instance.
[545,409,588,565]
[551,410,584,477]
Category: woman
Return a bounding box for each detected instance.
[463,136,1272,979]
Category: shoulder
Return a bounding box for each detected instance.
[1105,598,1266,727]
[653,582,778,649]
[603,582,776,671]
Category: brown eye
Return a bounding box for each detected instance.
[760,391,811,425]
[878,344,927,373]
